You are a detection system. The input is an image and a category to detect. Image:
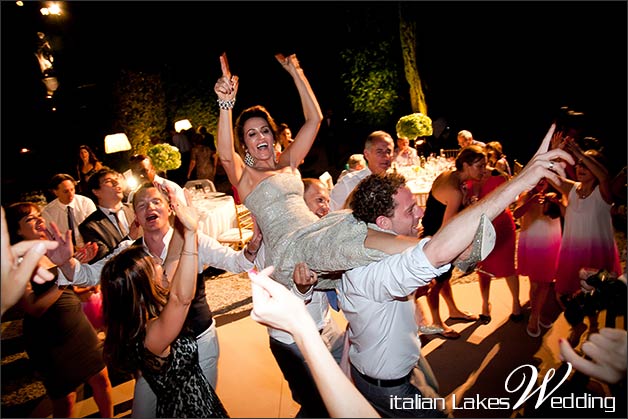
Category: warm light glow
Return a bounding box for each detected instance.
[20,148,30,154]
[16,1,24,6]
[104,133,132,154]
[174,119,192,133]
[40,3,62,16]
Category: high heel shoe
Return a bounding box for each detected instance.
[453,214,496,274]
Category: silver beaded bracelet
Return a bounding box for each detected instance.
[217,98,236,110]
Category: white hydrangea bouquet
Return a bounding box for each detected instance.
[396,113,433,140]
[147,143,182,172]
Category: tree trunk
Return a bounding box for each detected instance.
[399,5,428,115]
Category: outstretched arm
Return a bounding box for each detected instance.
[215,53,245,188]
[275,54,323,169]
[249,266,380,418]
[424,124,575,267]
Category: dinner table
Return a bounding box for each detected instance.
[394,155,455,208]
[188,189,238,239]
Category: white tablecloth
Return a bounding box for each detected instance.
[190,193,237,239]
[395,156,455,208]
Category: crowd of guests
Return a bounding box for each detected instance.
[1,52,626,418]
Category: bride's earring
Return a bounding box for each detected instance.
[244,150,256,167]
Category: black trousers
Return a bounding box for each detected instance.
[269,336,330,418]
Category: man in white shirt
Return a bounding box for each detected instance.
[127,153,186,204]
[334,129,573,417]
[393,137,419,166]
[329,131,394,211]
[41,173,96,248]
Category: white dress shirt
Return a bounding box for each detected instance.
[338,237,451,380]
[58,228,253,287]
[329,167,372,211]
[41,195,97,247]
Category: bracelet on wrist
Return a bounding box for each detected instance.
[244,247,256,258]
[217,98,236,110]
[181,250,198,256]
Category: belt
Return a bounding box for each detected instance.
[351,364,410,387]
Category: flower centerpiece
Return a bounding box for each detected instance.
[396,113,433,140]
[147,143,181,175]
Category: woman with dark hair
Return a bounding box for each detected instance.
[214,53,425,289]
[100,196,228,418]
[76,144,103,194]
[417,145,488,338]
[5,202,113,418]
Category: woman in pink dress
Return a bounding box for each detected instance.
[513,179,563,337]
[473,167,522,324]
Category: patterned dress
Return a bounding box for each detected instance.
[136,333,228,418]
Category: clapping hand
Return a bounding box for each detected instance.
[170,187,198,233]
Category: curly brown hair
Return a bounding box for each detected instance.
[348,172,407,223]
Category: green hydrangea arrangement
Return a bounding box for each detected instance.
[396,113,433,140]
[147,143,182,172]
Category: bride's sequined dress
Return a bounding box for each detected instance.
[244,172,386,288]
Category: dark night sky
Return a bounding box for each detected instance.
[1,1,626,203]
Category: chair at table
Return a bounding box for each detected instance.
[184,179,216,192]
[217,202,254,250]
[440,148,460,159]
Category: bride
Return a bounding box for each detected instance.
[214,53,419,287]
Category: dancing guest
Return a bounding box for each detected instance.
[485,141,512,177]
[100,198,228,417]
[418,146,486,338]
[472,165,522,325]
[552,139,622,345]
[513,179,563,337]
[46,183,261,418]
[5,202,113,418]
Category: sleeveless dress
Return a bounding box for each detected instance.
[420,191,458,281]
[516,193,562,283]
[22,274,105,399]
[136,333,228,418]
[476,173,517,277]
[554,184,622,295]
[244,172,387,288]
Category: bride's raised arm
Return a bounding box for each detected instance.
[275,54,323,169]
[214,53,244,188]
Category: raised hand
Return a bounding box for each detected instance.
[44,221,74,267]
[215,53,238,102]
[275,53,302,77]
[517,123,575,190]
[170,187,198,233]
[75,242,98,263]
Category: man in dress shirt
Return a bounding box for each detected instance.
[336,135,573,417]
[263,177,343,418]
[393,137,419,167]
[79,167,140,262]
[47,183,262,418]
[41,173,96,248]
[329,130,394,211]
[127,154,186,204]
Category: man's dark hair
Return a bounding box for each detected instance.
[48,173,76,191]
[87,167,118,198]
[348,172,407,223]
